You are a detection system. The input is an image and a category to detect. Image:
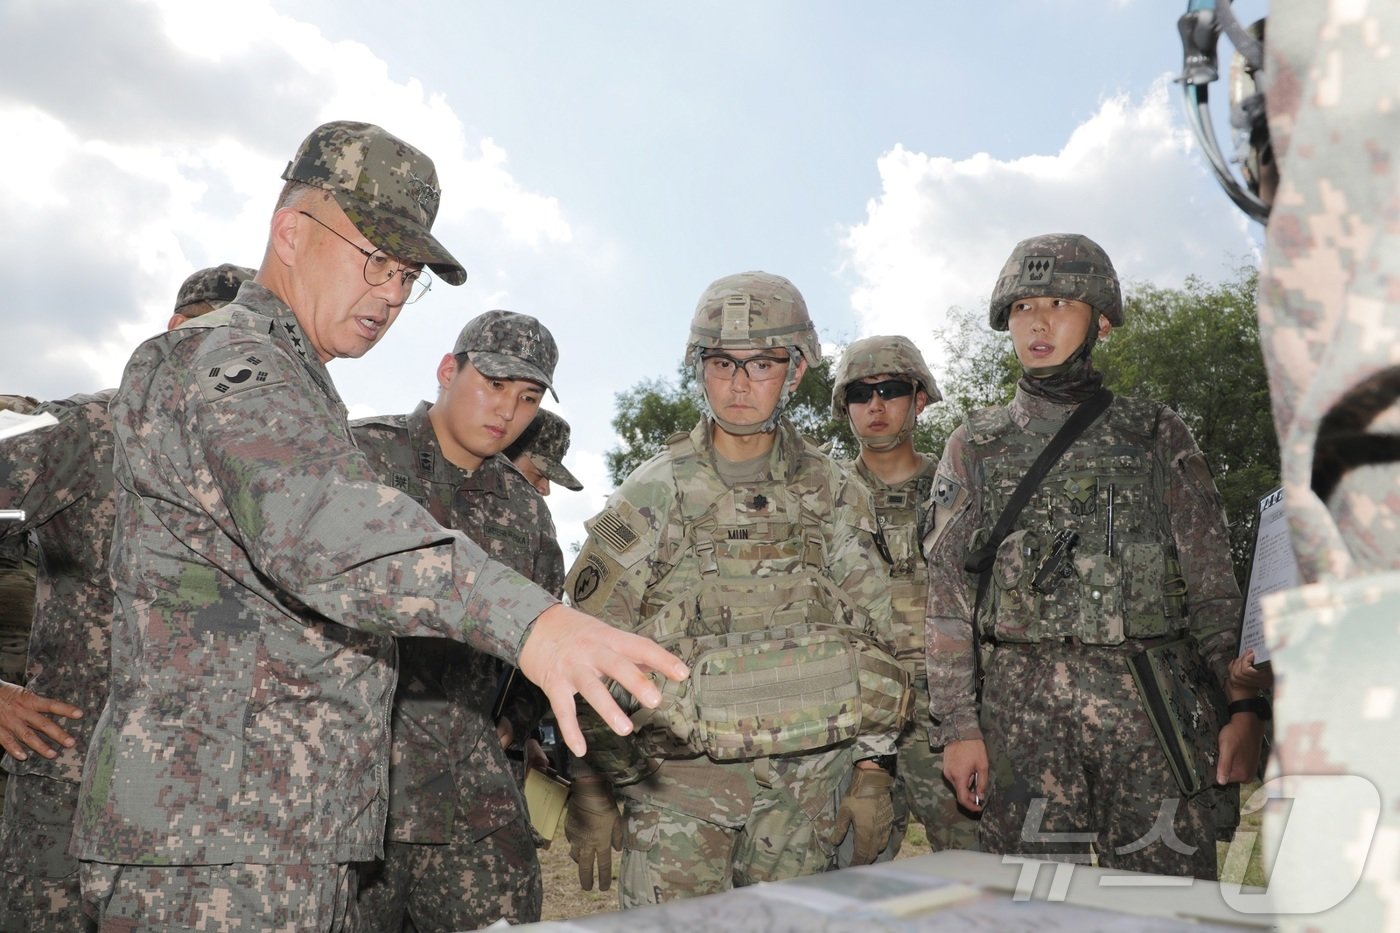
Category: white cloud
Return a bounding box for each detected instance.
[840,77,1259,372]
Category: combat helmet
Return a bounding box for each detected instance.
[988,233,1123,332]
[832,336,941,453]
[686,271,818,435]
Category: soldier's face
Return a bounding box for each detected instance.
[512,454,551,496]
[429,356,543,470]
[1007,296,1104,370]
[702,348,806,429]
[289,206,412,363]
[847,373,926,443]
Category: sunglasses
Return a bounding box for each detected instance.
[844,380,915,406]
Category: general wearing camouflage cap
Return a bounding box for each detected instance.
[282,120,467,285]
[831,335,942,419]
[453,310,559,401]
[174,264,256,316]
[509,409,583,491]
[988,233,1123,331]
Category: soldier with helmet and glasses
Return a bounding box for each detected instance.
[925,234,1265,878]
[563,271,905,906]
[830,336,980,863]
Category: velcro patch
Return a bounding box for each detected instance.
[570,552,622,609]
[197,352,284,403]
[932,475,963,509]
[1019,255,1055,286]
[592,508,639,554]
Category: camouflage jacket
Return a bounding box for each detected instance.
[0,391,116,784]
[351,403,564,844]
[925,388,1241,746]
[841,454,937,678]
[72,282,559,867]
[567,417,897,781]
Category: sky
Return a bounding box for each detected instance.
[0,0,1266,553]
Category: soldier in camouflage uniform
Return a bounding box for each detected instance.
[830,336,980,861]
[0,395,40,694]
[1204,4,1400,925]
[926,234,1265,879]
[68,120,684,932]
[0,266,251,933]
[563,271,906,907]
[505,408,584,497]
[351,310,565,930]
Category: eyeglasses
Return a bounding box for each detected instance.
[701,352,792,382]
[298,211,432,304]
[844,379,915,406]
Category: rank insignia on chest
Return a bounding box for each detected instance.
[418,450,435,474]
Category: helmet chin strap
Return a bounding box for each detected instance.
[854,397,917,452]
[695,353,799,437]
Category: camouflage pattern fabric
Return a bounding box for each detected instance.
[506,408,584,491]
[79,861,354,932]
[838,455,978,862]
[1255,5,1400,927]
[351,403,563,929]
[173,263,257,315]
[71,281,559,871]
[0,533,36,685]
[0,391,117,931]
[453,308,559,400]
[281,120,466,285]
[566,417,896,905]
[0,775,84,932]
[926,388,1241,876]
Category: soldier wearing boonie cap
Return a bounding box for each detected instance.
[70,122,683,932]
[506,409,583,496]
[352,310,565,929]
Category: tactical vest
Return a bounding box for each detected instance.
[969,398,1188,645]
[852,462,933,675]
[626,432,909,762]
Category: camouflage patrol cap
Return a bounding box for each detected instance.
[988,233,1123,330]
[511,409,583,491]
[282,120,467,285]
[0,395,39,415]
[687,271,821,364]
[174,264,256,315]
[831,335,942,418]
[453,310,559,401]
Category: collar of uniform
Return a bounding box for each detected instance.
[693,416,804,483]
[404,401,511,497]
[1009,384,1078,435]
[232,280,341,405]
[850,451,936,493]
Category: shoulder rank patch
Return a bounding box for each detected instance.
[197,352,285,403]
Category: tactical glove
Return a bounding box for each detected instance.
[565,778,622,891]
[829,766,896,865]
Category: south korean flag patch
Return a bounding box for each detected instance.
[198,351,285,403]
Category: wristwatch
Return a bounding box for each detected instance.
[1227,696,1273,721]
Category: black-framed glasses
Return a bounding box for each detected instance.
[700,352,792,383]
[844,379,915,406]
[298,211,432,304]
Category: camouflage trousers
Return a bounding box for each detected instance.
[978,642,1218,880]
[355,811,541,932]
[616,748,852,909]
[79,861,355,933]
[0,773,87,933]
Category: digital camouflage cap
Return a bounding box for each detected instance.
[282,120,467,285]
[453,310,559,401]
[511,409,583,491]
[988,233,1123,331]
[174,264,256,315]
[831,335,942,419]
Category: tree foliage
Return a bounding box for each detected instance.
[606,265,1276,580]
